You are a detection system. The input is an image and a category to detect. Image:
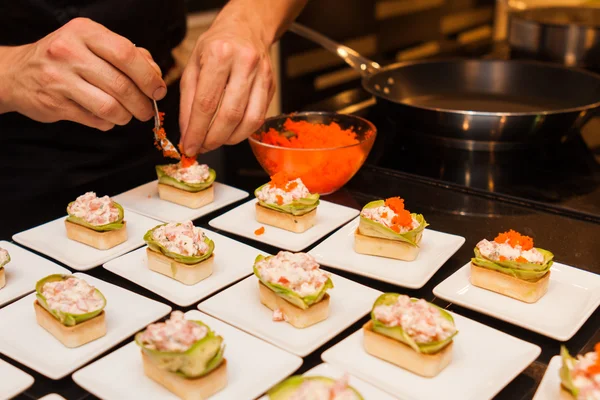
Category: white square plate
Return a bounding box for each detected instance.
[114,180,248,222]
[533,356,562,400]
[257,363,397,400]
[0,273,171,379]
[0,241,69,307]
[308,217,465,289]
[322,311,541,400]
[13,210,162,271]
[433,262,600,340]
[103,229,268,307]
[40,394,66,400]
[72,310,303,400]
[0,358,34,399]
[208,199,359,252]
[198,274,381,356]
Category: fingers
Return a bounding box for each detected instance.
[181,42,234,155]
[226,58,273,145]
[62,99,115,131]
[137,47,162,77]
[76,52,153,122]
[85,26,167,100]
[179,62,199,146]
[66,77,132,126]
[200,52,259,151]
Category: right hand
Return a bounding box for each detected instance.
[1,18,166,131]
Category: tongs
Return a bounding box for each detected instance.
[153,99,181,160]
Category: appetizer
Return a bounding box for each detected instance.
[471,229,554,303]
[144,221,215,285]
[0,247,10,289]
[254,173,320,233]
[254,251,333,328]
[355,197,428,261]
[136,311,227,400]
[560,344,600,400]
[268,375,363,400]
[65,192,127,250]
[34,274,107,348]
[156,160,216,209]
[363,293,458,378]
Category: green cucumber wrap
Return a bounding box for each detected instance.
[35,274,106,327]
[268,375,364,400]
[144,223,215,265]
[253,254,333,310]
[471,246,553,282]
[371,293,457,354]
[66,200,125,232]
[359,200,427,247]
[135,320,225,379]
[560,346,581,398]
[254,183,320,216]
[155,165,216,192]
[0,250,10,269]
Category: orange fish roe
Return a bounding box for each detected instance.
[499,256,507,261]
[385,197,413,229]
[178,144,197,168]
[276,195,284,205]
[259,119,360,149]
[269,172,300,193]
[153,112,180,159]
[254,226,265,236]
[494,230,534,250]
[588,343,600,374]
[516,256,528,263]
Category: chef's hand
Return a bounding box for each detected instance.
[179,8,275,155]
[0,18,166,131]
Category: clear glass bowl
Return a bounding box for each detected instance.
[249,112,377,195]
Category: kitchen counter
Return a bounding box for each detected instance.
[3,148,599,400]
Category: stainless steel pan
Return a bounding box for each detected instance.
[289,23,600,150]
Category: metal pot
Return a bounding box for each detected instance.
[509,6,600,68]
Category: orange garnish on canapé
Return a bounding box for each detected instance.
[586,343,600,375]
[494,230,534,250]
[269,171,300,193]
[177,144,197,168]
[516,256,528,263]
[254,226,265,236]
[276,195,284,205]
[499,256,507,261]
[384,197,413,231]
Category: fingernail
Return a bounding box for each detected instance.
[153,87,167,100]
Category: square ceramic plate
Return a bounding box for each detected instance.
[433,262,600,340]
[0,241,70,307]
[0,358,34,399]
[0,273,171,379]
[12,210,162,271]
[257,363,397,400]
[198,274,381,356]
[114,181,248,223]
[103,228,268,306]
[322,311,541,400]
[208,199,359,252]
[533,356,563,400]
[308,217,465,289]
[72,310,303,400]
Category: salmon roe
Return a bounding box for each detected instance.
[259,119,360,149]
[269,172,298,192]
[385,197,413,229]
[587,343,600,374]
[494,230,534,250]
[254,226,265,236]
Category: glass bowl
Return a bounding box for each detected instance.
[248,112,377,195]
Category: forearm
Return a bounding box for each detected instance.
[217,0,308,46]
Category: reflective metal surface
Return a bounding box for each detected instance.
[509,7,600,68]
[290,23,600,148]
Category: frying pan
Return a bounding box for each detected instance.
[289,23,600,150]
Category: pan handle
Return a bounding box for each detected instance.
[288,23,381,77]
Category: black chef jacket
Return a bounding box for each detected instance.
[0,0,187,237]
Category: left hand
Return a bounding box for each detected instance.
[179,10,275,156]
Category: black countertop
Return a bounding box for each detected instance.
[3,145,600,400]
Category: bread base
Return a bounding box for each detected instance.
[142,352,227,400]
[255,203,316,233]
[34,300,106,348]
[65,220,127,250]
[354,228,420,261]
[470,263,550,303]
[0,268,5,289]
[363,320,453,377]
[146,248,214,285]
[258,281,329,328]
[158,183,214,209]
